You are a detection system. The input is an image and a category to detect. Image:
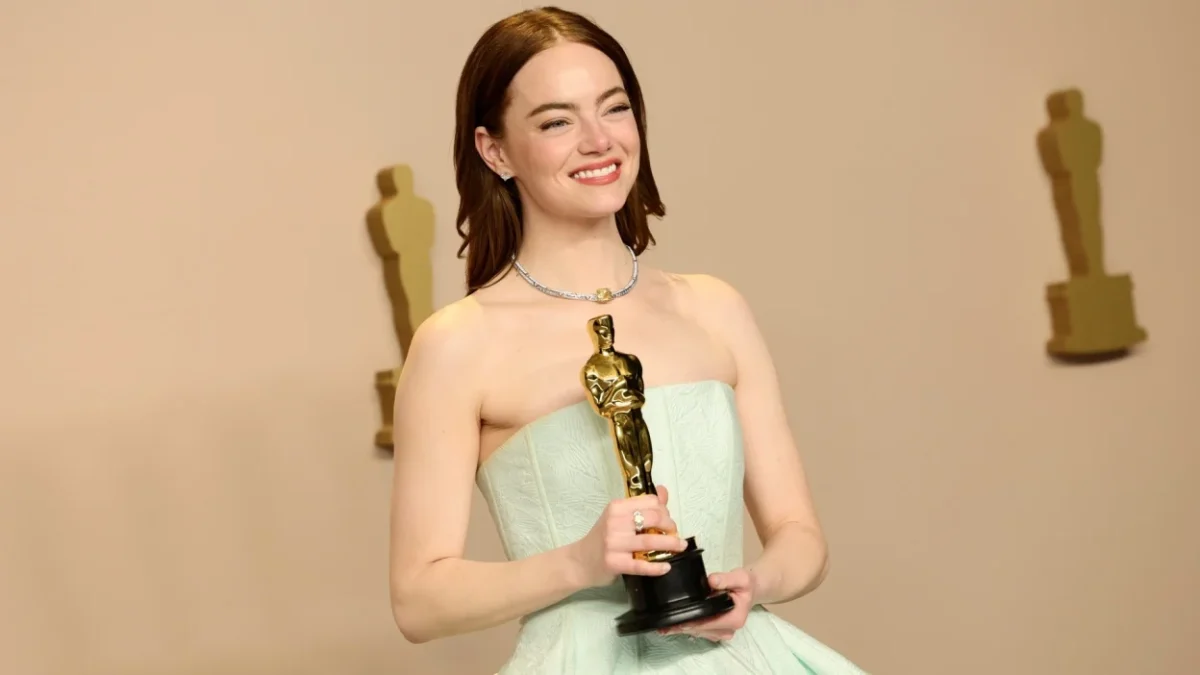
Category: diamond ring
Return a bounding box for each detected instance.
[632,510,645,533]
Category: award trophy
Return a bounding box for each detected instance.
[365,164,435,449]
[1037,88,1147,359]
[580,314,735,636]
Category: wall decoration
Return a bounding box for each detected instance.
[366,164,435,450]
[1037,88,1147,361]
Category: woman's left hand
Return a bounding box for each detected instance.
[656,568,756,642]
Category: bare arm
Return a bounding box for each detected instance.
[690,275,829,606]
[388,303,585,643]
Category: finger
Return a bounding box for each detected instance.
[632,508,677,534]
[646,504,678,535]
[623,494,663,512]
[657,484,669,506]
[622,533,688,553]
[709,571,749,591]
[650,505,679,533]
[615,504,675,535]
[617,557,672,577]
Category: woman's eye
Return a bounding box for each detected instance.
[539,104,628,131]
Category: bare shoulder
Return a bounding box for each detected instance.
[666,272,757,329]
[406,296,485,361]
[664,272,773,382]
[397,295,489,400]
[391,295,488,486]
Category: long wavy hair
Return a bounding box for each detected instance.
[452,7,666,295]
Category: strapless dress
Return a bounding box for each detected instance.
[476,380,867,674]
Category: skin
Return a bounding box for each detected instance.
[389,41,828,645]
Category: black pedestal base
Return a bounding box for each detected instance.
[615,536,735,636]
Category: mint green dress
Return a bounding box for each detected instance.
[476,380,868,674]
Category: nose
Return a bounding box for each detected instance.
[578,118,613,155]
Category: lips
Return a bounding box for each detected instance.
[569,160,621,180]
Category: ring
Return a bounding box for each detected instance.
[632,510,645,533]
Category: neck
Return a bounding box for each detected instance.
[515,212,633,294]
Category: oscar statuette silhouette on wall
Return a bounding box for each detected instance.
[1037,88,1148,362]
[366,164,435,450]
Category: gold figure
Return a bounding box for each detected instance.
[1037,89,1147,359]
[366,164,436,449]
[1039,89,1106,277]
[581,315,672,562]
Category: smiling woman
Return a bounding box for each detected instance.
[388,6,868,674]
[451,8,664,295]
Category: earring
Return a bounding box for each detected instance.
[499,171,512,181]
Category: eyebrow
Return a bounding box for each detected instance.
[526,86,628,118]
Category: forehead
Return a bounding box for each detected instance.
[508,42,625,111]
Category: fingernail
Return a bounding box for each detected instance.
[710,575,723,587]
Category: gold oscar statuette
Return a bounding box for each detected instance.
[366,164,436,450]
[581,314,734,636]
[1037,88,1148,361]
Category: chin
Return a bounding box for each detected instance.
[535,172,637,221]
[576,190,632,218]
[571,175,637,216]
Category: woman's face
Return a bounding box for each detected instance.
[478,42,640,222]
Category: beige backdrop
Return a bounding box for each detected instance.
[2,2,1197,674]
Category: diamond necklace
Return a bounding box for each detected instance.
[511,244,639,304]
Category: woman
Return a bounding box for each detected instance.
[388,7,867,673]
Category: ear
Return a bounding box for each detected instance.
[474,126,514,180]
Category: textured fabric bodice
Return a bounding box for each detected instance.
[476,380,867,674]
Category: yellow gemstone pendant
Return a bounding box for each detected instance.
[595,287,614,303]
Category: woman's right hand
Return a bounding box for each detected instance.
[567,485,689,589]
